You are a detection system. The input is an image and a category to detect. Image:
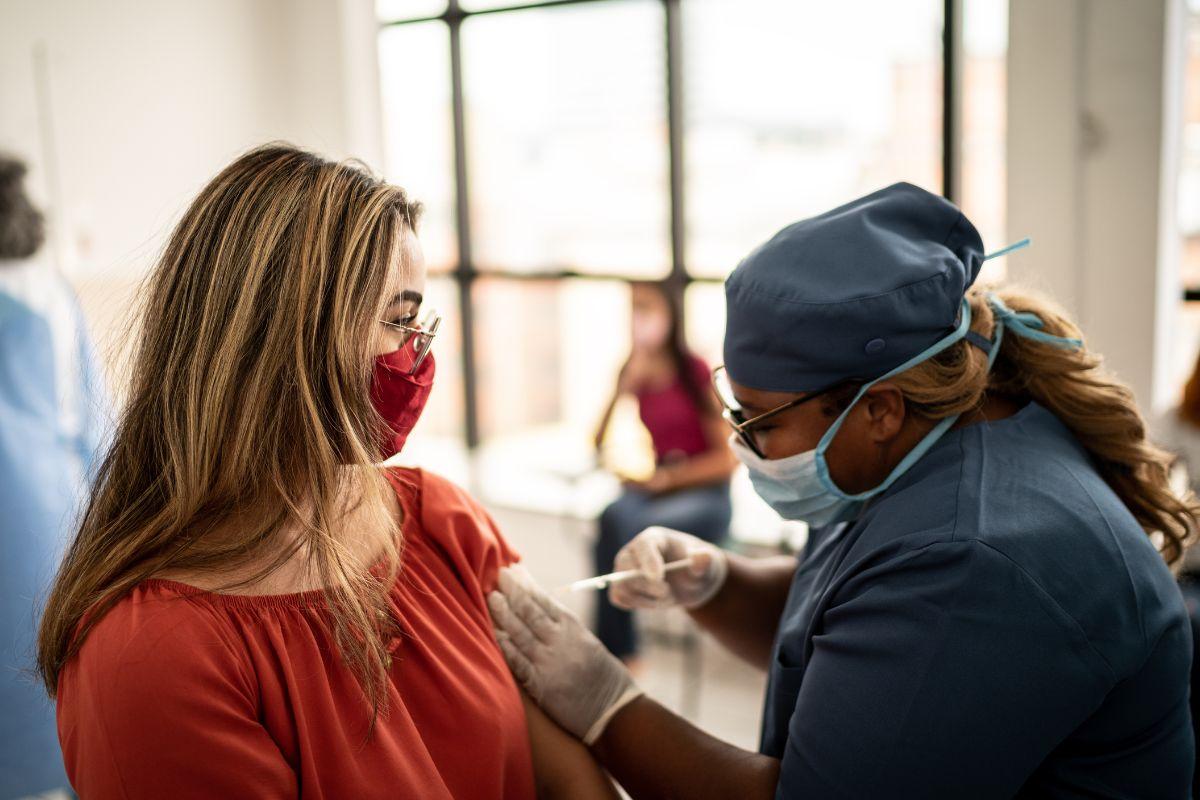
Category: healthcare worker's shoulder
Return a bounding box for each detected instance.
[863,401,1185,672]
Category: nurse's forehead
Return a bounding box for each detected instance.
[731,380,805,411]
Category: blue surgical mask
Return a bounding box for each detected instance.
[732,298,975,525]
[730,435,861,527]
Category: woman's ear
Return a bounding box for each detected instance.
[860,383,906,443]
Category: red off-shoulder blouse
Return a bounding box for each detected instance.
[56,468,535,799]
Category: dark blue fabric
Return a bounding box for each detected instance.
[593,482,731,659]
[724,182,985,393]
[761,403,1193,799]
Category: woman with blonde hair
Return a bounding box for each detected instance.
[37,144,616,798]
[491,183,1197,799]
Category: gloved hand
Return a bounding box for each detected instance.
[488,566,643,745]
[609,525,729,611]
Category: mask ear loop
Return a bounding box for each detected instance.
[813,238,1083,506]
[813,299,974,502]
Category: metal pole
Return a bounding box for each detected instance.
[447,0,482,450]
[942,0,962,202]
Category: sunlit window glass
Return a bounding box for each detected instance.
[1172,0,1200,392]
[684,0,944,279]
[683,281,725,370]
[472,278,636,505]
[379,22,457,272]
[462,1,669,276]
[961,0,1009,284]
[377,0,445,23]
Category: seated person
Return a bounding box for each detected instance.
[37,144,617,799]
[592,281,737,664]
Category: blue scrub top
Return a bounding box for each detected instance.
[760,402,1194,799]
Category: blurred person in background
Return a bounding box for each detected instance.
[591,281,737,665]
[37,144,616,799]
[0,155,108,799]
[1151,350,1200,795]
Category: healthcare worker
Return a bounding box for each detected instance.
[489,183,1197,799]
[0,155,107,798]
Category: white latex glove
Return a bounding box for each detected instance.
[609,525,729,611]
[488,565,643,745]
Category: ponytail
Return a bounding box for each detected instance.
[889,285,1198,567]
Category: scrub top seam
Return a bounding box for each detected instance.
[938,211,969,249]
[1053,454,1149,652]
[728,269,949,308]
[857,538,1117,684]
[970,539,1118,683]
[949,428,967,544]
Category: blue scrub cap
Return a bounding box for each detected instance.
[723,182,985,393]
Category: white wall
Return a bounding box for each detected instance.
[0,0,383,380]
[1007,0,1186,410]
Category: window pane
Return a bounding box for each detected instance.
[1169,303,1200,406]
[1181,3,1200,289]
[472,278,638,509]
[379,22,457,272]
[377,0,445,23]
[961,0,1008,284]
[462,1,670,276]
[387,277,468,481]
[460,0,525,10]
[683,281,725,370]
[684,0,944,278]
[1171,3,1200,407]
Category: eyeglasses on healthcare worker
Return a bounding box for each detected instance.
[488,183,1197,799]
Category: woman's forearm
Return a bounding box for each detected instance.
[592,696,779,800]
[687,552,797,670]
[659,450,737,490]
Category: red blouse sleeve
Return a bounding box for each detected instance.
[58,597,296,799]
[406,469,520,595]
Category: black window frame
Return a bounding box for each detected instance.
[380,0,960,450]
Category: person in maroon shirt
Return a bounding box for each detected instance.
[592,281,737,664]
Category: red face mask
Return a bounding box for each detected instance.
[370,344,436,459]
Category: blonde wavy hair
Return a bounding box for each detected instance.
[850,285,1197,567]
[37,144,421,721]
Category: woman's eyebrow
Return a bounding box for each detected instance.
[389,290,423,306]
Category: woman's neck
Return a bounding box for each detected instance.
[153,469,401,595]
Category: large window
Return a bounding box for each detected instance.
[377,0,1005,502]
[1174,0,1200,401]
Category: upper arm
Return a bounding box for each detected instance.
[61,608,296,799]
[777,542,1110,799]
[521,690,619,800]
